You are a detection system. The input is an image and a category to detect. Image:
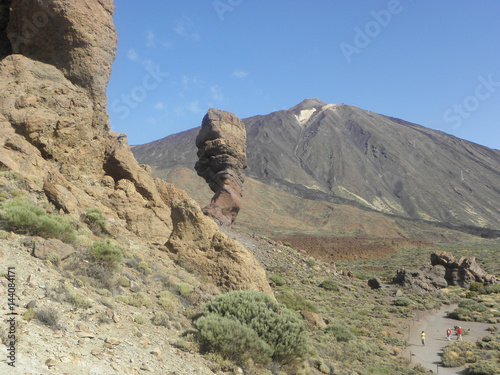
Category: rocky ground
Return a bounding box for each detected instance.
[0,233,217,375]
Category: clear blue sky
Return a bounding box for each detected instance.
[107,1,500,150]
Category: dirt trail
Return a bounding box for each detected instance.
[405,304,499,374]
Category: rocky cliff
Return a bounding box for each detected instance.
[0,0,271,295]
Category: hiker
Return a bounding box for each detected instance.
[421,330,425,346]
[446,327,452,341]
[457,326,463,340]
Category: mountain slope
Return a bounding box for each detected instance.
[132,99,500,234]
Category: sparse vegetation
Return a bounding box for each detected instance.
[90,240,123,265]
[194,290,308,366]
[442,334,500,371]
[116,292,152,308]
[319,279,339,291]
[35,308,60,329]
[1,198,76,243]
[270,275,285,286]
[83,207,107,236]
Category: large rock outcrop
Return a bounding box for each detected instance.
[430,250,498,287]
[0,0,271,295]
[195,108,247,226]
[394,250,498,292]
[166,198,272,295]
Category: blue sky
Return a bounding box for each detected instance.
[107,1,500,150]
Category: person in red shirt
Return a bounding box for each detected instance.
[446,328,452,341]
[457,327,463,340]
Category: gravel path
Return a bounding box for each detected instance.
[406,304,499,375]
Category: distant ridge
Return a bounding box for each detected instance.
[132,99,500,237]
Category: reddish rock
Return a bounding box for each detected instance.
[195,108,247,226]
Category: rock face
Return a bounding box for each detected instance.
[0,0,271,295]
[195,108,247,226]
[394,250,498,292]
[166,198,272,295]
[7,0,116,127]
[430,250,498,287]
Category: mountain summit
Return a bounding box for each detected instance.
[132,99,500,235]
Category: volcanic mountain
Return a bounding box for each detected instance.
[132,99,500,237]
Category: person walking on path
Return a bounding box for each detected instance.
[446,328,452,341]
[421,330,426,346]
[457,327,463,340]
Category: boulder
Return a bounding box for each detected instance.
[30,237,75,261]
[195,108,247,226]
[165,198,273,296]
[368,277,382,289]
[300,311,327,328]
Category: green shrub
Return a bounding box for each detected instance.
[68,293,92,309]
[324,323,356,342]
[158,291,178,312]
[458,299,487,312]
[90,240,123,264]
[83,208,107,236]
[319,279,339,291]
[117,292,152,308]
[270,275,285,286]
[152,312,169,327]
[195,290,308,365]
[393,297,413,307]
[470,282,486,294]
[277,290,317,312]
[468,360,500,375]
[23,309,36,321]
[196,314,273,366]
[485,284,500,294]
[134,315,146,324]
[1,199,76,243]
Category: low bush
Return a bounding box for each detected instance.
[116,292,152,308]
[158,290,178,312]
[35,308,60,329]
[319,279,340,291]
[468,360,500,375]
[393,297,413,307]
[83,208,107,236]
[485,284,500,294]
[1,198,76,243]
[194,290,308,366]
[469,282,486,294]
[277,289,317,312]
[324,323,356,342]
[152,312,170,327]
[270,275,286,286]
[196,314,273,365]
[90,240,123,265]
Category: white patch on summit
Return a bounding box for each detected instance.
[294,108,316,125]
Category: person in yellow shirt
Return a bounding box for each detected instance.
[421,331,426,346]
